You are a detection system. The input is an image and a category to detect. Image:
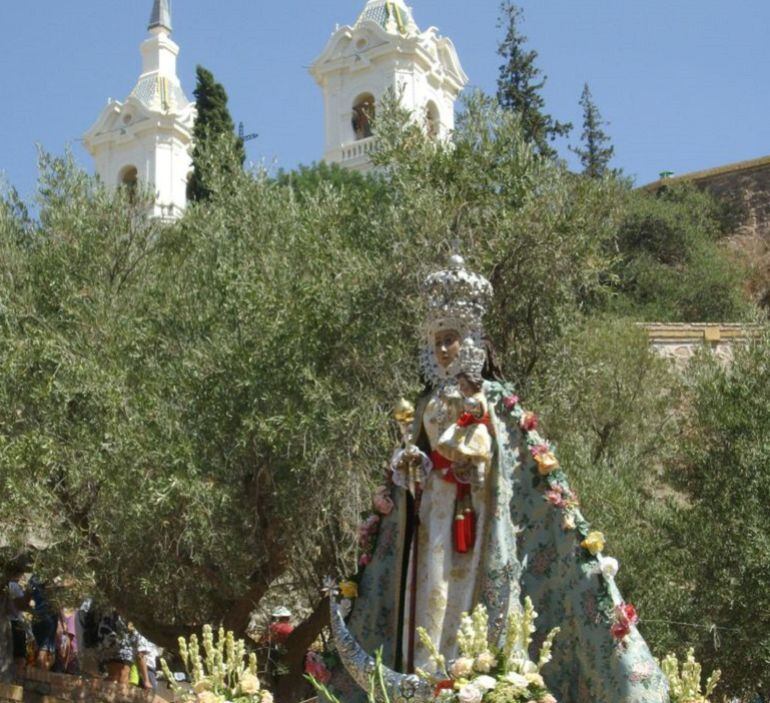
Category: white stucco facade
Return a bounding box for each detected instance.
[310,0,468,172]
[83,1,195,220]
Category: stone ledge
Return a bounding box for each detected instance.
[15,671,169,703]
[0,683,25,702]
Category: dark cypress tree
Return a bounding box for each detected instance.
[496,1,571,158]
[187,65,246,202]
[571,83,615,178]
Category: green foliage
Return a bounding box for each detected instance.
[188,66,246,202]
[571,83,615,179]
[610,185,753,321]
[496,2,571,159]
[660,334,770,695]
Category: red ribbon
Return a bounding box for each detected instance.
[430,450,475,553]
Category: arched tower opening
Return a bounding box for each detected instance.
[118,165,139,200]
[352,93,376,140]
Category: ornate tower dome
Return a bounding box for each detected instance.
[310,0,468,172]
[83,0,196,220]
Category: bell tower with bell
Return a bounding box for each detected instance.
[83,0,196,220]
[310,0,468,172]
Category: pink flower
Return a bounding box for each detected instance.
[545,487,567,509]
[520,411,538,432]
[502,395,519,411]
[359,553,372,568]
[305,652,332,684]
[530,443,550,458]
[372,487,394,516]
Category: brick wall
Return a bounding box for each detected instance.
[0,670,172,703]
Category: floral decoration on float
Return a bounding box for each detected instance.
[161,625,273,703]
[416,598,559,703]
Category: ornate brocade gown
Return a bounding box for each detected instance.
[333,380,669,703]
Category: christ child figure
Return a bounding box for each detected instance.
[436,371,493,486]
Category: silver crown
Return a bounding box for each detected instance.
[421,254,492,331]
[419,255,493,384]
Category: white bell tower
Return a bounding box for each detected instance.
[83,0,196,220]
[310,0,468,172]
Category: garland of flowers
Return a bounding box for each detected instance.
[417,599,559,703]
[493,385,638,646]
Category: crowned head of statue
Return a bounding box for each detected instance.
[419,254,493,386]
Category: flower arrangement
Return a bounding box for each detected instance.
[160,625,272,703]
[416,598,559,703]
[658,649,721,703]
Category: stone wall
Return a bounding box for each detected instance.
[0,670,172,703]
[644,155,770,240]
[641,322,760,367]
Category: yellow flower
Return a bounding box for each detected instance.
[534,451,559,475]
[339,581,359,599]
[581,531,605,555]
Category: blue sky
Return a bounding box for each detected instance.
[1,1,769,201]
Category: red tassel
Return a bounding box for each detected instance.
[454,514,468,553]
[464,507,475,548]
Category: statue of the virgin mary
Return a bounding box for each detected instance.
[327,255,669,703]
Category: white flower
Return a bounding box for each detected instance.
[503,672,529,690]
[240,673,260,695]
[260,692,273,703]
[450,657,475,678]
[599,556,619,579]
[457,683,483,703]
[197,692,223,703]
[471,675,497,692]
[524,672,544,688]
[473,651,497,673]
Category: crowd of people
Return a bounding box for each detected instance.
[5,566,160,690]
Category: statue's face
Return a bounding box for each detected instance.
[434,329,461,369]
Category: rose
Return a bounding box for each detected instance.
[502,395,519,411]
[545,487,567,509]
[473,650,497,673]
[305,652,332,684]
[260,692,274,703]
[339,581,358,599]
[524,672,544,688]
[520,412,538,432]
[373,487,394,516]
[533,450,559,476]
[450,657,474,678]
[599,556,619,579]
[359,553,372,568]
[457,683,483,703]
[433,679,455,697]
[541,696,557,703]
[611,602,638,641]
[471,675,497,692]
[503,672,529,691]
[239,673,261,695]
[580,531,605,555]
